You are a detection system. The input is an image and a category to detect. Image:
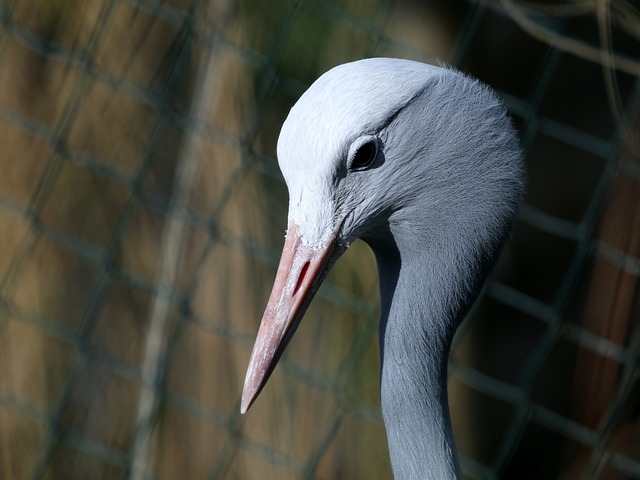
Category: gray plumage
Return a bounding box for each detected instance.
[241,58,525,479]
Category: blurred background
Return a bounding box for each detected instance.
[1,0,639,478]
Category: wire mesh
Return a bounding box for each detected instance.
[0,0,639,478]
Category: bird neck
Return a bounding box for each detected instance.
[372,238,469,480]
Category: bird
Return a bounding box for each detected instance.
[240,57,524,479]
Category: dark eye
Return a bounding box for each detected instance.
[350,140,378,171]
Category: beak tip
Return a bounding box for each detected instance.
[240,383,255,414]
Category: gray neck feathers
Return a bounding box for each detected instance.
[371,235,468,480]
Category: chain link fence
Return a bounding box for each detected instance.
[1,0,639,478]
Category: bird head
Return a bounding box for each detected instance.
[241,58,524,413]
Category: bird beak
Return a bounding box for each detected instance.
[241,222,346,414]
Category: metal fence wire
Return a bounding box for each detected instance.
[1,0,639,478]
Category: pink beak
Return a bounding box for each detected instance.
[241,222,346,413]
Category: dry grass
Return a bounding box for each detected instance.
[0,0,394,477]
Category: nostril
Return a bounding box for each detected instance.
[293,261,310,295]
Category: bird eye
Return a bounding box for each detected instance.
[349,140,378,171]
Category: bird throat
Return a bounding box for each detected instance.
[372,242,464,479]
